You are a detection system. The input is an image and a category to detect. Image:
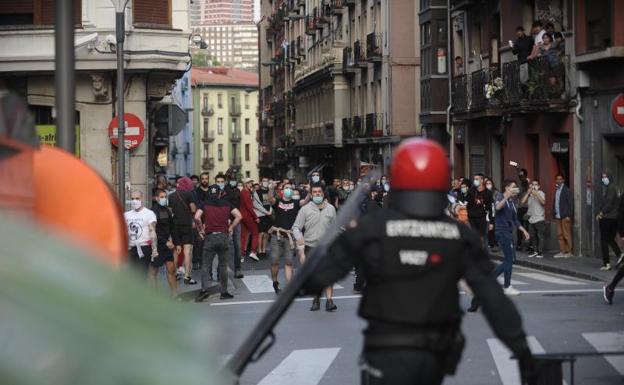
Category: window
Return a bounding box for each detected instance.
[0,0,82,27]
[244,94,249,109]
[245,171,251,178]
[218,93,223,108]
[217,118,223,134]
[231,118,237,131]
[218,144,223,161]
[203,94,208,109]
[586,0,612,50]
[133,0,171,28]
[245,118,250,135]
[203,118,209,133]
[245,144,250,161]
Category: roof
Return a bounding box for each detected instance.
[191,67,258,88]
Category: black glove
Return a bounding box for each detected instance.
[518,350,537,385]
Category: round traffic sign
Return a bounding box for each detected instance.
[611,94,624,126]
[108,113,145,150]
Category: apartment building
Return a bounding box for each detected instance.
[197,23,259,70]
[258,0,420,181]
[0,0,190,200]
[197,0,255,24]
[191,67,260,181]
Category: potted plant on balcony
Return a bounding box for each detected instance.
[484,77,505,105]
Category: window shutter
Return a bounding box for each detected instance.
[0,0,34,14]
[133,0,170,28]
[40,0,82,26]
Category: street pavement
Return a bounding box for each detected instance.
[176,257,624,385]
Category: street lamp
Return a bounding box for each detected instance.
[54,0,75,154]
[111,0,130,206]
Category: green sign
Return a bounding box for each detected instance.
[35,125,80,156]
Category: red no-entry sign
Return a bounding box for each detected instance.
[612,94,624,126]
[108,113,145,150]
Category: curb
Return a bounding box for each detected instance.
[489,254,606,283]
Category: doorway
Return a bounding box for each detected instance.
[603,135,624,195]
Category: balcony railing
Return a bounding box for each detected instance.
[470,66,500,111]
[201,129,215,143]
[342,46,355,73]
[202,157,215,170]
[366,33,382,62]
[230,154,242,167]
[365,113,385,137]
[354,40,366,67]
[331,0,345,13]
[201,104,214,116]
[451,75,470,113]
[230,130,242,142]
[229,102,241,116]
[345,0,356,7]
[341,117,352,137]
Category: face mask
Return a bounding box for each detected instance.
[384,183,390,192]
[229,180,237,187]
[283,188,293,198]
[349,185,354,191]
[262,181,269,188]
[461,187,468,194]
[486,184,493,190]
[217,182,225,190]
[293,195,301,201]
[158,198,167,206]
[473,179,481,187]
[131,200,142,210]
[312,196,323,205]
[381,179,387,185]
[510,187,520,196]
[312,176,320,183]
[602,177,610,186]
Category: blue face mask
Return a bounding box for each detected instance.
[473,179,481,187]
[312,196,323,205]
[229,180,237,187]
[602,177,610,186]
[217,182,225,190]
[283,188,293,198]
[158,198,167,206]
[384,183,390,192]
[312,176,320,183]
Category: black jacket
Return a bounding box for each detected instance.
[466,187,493,219]
[553,184,573,219]
[305,208,529,357]
[225,185,241,209]
[600,184,619,219]
[512,35,534,64]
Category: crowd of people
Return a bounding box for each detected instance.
[123,171,390,307]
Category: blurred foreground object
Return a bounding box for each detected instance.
[0,218,223,385]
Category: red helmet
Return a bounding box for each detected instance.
[390,138,450,191]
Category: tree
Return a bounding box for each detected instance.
[192,53,209,67]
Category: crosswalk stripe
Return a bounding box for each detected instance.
[487,336,567,385]
[241,275,276,293]
[582,332,624,375]
[497,277,529,285]
[256,348,341,385]
[515,272,586,285]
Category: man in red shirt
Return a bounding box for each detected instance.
[239,178,260,262]
[194,189,242,302]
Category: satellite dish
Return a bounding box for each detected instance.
[192,35,202,42]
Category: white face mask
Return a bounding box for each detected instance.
[262,181,269,188]
[158,198,167,206]
[312,175,320,183]
[131,199,142,210]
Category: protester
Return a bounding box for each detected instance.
[256,177,273,259]
[292,183,337,311]
[124,190,158,275]
[553,174,573,258]
[193,173,211,270]
[151,189,177,296]
[466,173,494,246]
[522,179,546,258]
[225,174,244,278]
[239,177,260,262]
[168,176,198,284]
[335,178,351,209]
[485,179,499,250]
[190,174,200,189]
[510,26,535,64]
[597,171,621,271]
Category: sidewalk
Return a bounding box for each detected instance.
[489,249,616,283]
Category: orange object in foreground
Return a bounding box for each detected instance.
[32,145,127,267]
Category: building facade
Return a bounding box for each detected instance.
[197,23,259,70]
[197,0,255,24]
[191,67,260,181]
[0,0,190,204]
[258,0,420,182]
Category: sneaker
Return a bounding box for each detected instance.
[220,292,234,300]
[240,256,245,264]
[600,264,612,271]
[528,252,538,258]
[504,286,521,296]
[273,281,281,295]
[184,276,198,285]
[553,253,568,258]
[194,290,210,303]
[535,253,544,259]
[235,269,244,279]
[325,299,337,312]
[603,285,614,305]
[310,297,320,311]
[248,252,260,262]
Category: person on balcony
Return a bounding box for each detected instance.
[510,26,534,64]
[454,56,464,76]
[528,33,562,89]
[531,20,546,47]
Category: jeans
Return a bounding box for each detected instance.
[202,233,230,292]
[493,231,515,288]
[600,218,621,265]
[529,221,546,254]
[231,224,241,270]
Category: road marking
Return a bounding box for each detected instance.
[241,275,276,293]
[497,277,529,285]
[488,336,567,385]
[256,348,341,385]
[210,294,362,307]
[515,272,586,285]
[582,332,624,375]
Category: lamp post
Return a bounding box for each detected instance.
[54,0,75,153]
[111,0,130,206]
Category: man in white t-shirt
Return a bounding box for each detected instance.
[532,20,545,46]
[124,190,158,274]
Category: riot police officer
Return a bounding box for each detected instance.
[303,138,536,385]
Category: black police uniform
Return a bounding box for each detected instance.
[304,206,532,385]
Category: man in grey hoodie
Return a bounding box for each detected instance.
[597,171,622,271]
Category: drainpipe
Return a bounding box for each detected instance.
[446,0,454,175]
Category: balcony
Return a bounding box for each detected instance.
[201,104,214,116]
[305,15,316,35]
[230,154,242,167]
[202,157,215,170]
[331,0,345,13]
[230,130,242,142]
[342,46,356,74]
[366,33,382,63]
[451,75,470,113]
[354,41,367,67]
[201,129,215,143]
[365,113,385,137]
[345,0,356,7]
[342,117,352,137]
[229,102,242,116]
